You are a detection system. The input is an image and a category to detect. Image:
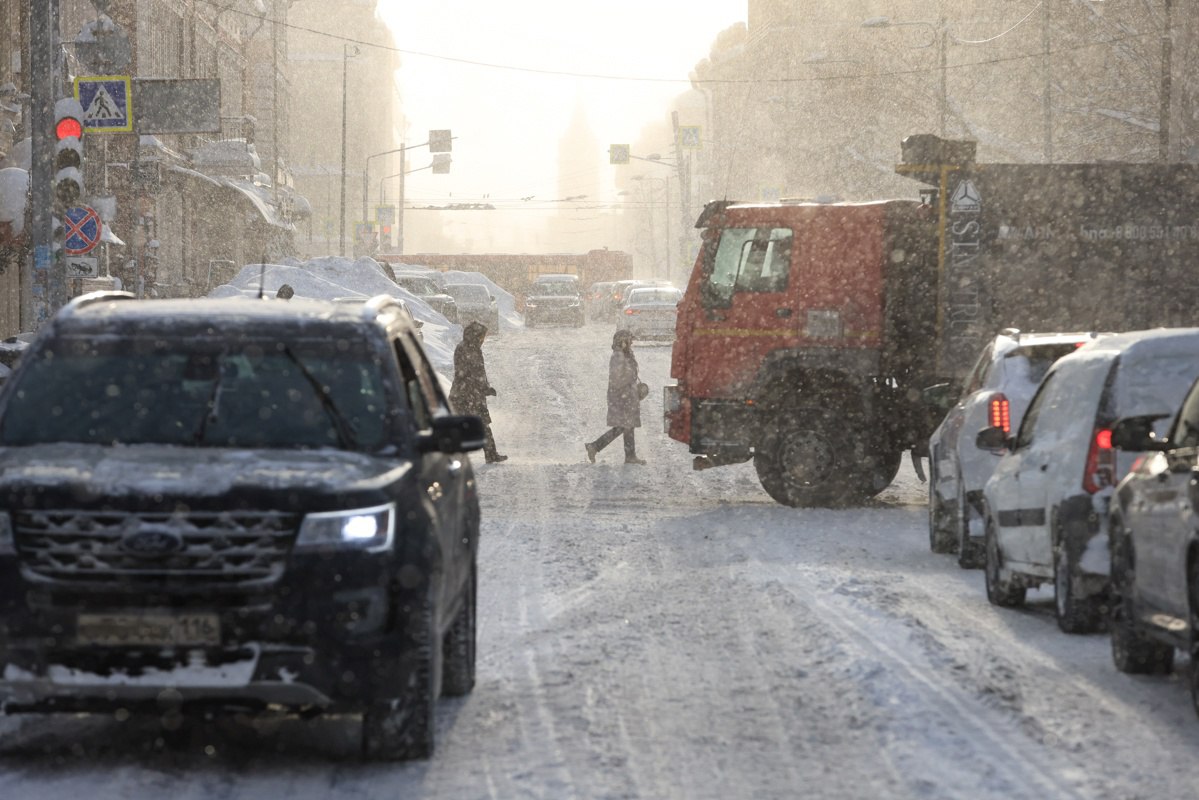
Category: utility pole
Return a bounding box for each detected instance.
[1043,1,1053,162]
[29,0,60,328]
[339,45,356,257]
[398,146,406,255]
[938,19,948,138]
[1160,0,1174,162]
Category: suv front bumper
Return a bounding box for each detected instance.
[0,551,427,713]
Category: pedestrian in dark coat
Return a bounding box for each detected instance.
[585,329,646,465]
[450,321,506,463]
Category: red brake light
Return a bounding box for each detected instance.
[988,395,1011,434]
[625,308,637,315]
[1083,427,1115,494]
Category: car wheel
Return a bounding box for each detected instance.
[955,482,984,569]
[362,597,440,761]
[1109,517,1174,674]
[754,406,865,507]
[1053,538,1102,634]
[441,564,477,697]
[928,464,957,554]
[984,516,1026,608]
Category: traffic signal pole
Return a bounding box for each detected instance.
[28,0,60,327]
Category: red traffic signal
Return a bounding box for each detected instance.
[55,116,83,141]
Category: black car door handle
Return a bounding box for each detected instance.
[776,308,793,318]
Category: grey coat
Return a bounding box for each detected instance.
[606,348,641,428]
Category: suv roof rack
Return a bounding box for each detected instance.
[58,291,137,318]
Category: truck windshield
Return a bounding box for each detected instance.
[704,227,793,306]
[0,336,394,450]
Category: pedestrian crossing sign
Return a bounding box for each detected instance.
[609,144,630,165]
[74,76,133,133]
[678,126,702,149]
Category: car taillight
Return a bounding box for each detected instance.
[625,308,637,315]
[988,394,1011,433]
[1082,427,1115,494]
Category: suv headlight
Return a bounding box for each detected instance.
[0,512,13,555]
[295,503,395,553]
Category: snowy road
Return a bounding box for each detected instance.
[4,323,1199,799]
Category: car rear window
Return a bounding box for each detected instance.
[628,289,681,304]
[0,335,395,450]
[1115,352,1199,422]
[1004,343,1083,386]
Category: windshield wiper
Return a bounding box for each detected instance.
[281,346,358,449]
[192,351,227,444]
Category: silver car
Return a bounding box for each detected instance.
[444,283,501,335]
[616,286,682,341]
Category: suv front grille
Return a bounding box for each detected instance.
[13,510,301,586]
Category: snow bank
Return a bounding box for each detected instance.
[0,168,27,234]
[208,256,461,376]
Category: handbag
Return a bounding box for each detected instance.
[637,381,649,401]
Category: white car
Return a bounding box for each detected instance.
[616,286,682,341]
[927,330,1098,567]
[978,328,1199,633]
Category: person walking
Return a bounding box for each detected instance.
[586,329,647,465]
[450,321,507,463]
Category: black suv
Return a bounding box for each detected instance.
[524,275,584,328]
[0,292,484,760]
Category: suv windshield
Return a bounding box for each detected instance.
[532,282,579,296]
[1005,343,1083,385]
[0,335,393,450]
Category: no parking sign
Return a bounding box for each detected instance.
[62,206,102,256]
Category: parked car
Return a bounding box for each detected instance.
[394,273,459,323]
[977,328,1199,633]
[616,286,682,341]
[586,281,617,322]
[0,292,484,760]
[1107,376,1199,704]
[444,282,500,334]
[927,330,1099,567]
[524,274,584,328]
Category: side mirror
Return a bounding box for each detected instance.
[975,426,1010,452]
[419,415,486,454]
[1111,414,1171,452]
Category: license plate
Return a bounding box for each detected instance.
[76,612,221,647]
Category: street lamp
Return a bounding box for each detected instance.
[339,44,360,257]
[862,16,948,137]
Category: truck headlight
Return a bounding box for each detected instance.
[296,503,395,553]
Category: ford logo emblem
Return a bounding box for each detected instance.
[120,525,185,558]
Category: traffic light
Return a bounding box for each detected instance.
[53,98,85,209]
[429,129,452,153]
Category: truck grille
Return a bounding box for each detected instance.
[13,510,301,586]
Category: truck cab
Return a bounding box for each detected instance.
[666,199,937,507]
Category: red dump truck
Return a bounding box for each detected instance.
[664,198,939,507]
[666,135,1199,507]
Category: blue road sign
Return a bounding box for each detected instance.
[74,76,133,133]
[63,206,102,255]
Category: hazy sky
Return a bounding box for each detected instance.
[376,0,745,214]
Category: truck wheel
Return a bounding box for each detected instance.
[855,446,901,498]
[362,599,440,761]
[441,564,477,697]
[928,465,957,554]
[1108,519,1174,674]
[984,517,1026,607]
[754,407,862,507]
